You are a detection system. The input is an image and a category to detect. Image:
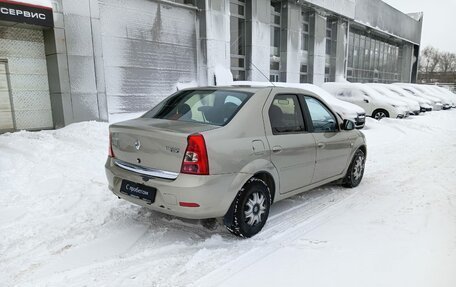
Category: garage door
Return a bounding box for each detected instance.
[0,26,53,131]
[99,0,198,115]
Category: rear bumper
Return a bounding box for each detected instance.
[105,158,239,219]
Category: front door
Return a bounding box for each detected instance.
[265,94,316,194]
[303,96,352,183]
[0,61,14,132]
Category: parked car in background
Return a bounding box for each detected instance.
[411,84,453,109]
[432,86,456,108]
[366,84,421,115]
[419,85,456,108]
[381,84,433,112]
[105,86,367,238]
[230,82,367,129]
[321,82,409,120]
[394,83,444,111]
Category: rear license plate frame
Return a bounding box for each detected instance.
[120,180,157,203]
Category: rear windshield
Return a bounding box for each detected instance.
[143,90,252,126]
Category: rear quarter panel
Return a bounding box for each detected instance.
[202,88,274,176]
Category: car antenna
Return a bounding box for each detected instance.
[249,60,276,87]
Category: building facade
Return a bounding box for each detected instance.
[0,0,422,132]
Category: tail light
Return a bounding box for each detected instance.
[181,134,209,175]
[108,133,115,158]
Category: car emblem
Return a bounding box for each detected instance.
[134,139,141,151]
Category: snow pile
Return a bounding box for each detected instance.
[175,81,198,91]
[1,110,456,286]
[214,65,233,86]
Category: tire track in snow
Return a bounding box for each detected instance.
[194,185,364,287]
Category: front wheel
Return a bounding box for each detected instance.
[343,149,366,188]
[372,109,389,120]
[224,178,271,238]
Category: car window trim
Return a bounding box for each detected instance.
[299,94,340,133]
[268,93,309,136]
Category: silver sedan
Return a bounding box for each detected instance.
[105,85,367,237]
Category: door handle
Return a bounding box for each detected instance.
[317,143,325,149]
[272,145,283,153]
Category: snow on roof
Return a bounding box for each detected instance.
[230,81,365,115]
[407,12,423,21]
[322,82,407,106]
[7,0,52,9]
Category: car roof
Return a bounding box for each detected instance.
[179,83,328,96]
[178,85,269,93]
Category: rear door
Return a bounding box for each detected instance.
[264,94,316,194]
[302,96,352,183]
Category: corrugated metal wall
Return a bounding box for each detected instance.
[99,0,198,115]
[0,26,53,130]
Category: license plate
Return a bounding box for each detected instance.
[120,180,156,203]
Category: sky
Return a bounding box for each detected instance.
[383,0,456,53]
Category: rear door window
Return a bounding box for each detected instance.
[143,90,252,126]
[269,94,306,134]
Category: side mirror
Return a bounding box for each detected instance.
[363,98,369,103]
[342,119,355,131]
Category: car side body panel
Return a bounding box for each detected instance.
[105,86,367,221]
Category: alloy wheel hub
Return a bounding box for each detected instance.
[353,156,365,180]
[244,192,266,226]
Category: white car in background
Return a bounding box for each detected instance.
[366,84,421,115]
[321,82,409,120]
[381,84,433,112]
[418,85,455,108]
[229,81,367,129]
[410,84,453,109]
[394,83,444,111]
[432,86,456,107]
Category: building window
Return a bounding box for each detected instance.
[347,29,401,83]
[300,9,310,83]
[300,64,308,83]
[324,19,335,82]
[301,11,310,51]
[230,0,247,81]
[270,1,281,82]
[172,0,195,5]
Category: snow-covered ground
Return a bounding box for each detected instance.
[1,110,456,287]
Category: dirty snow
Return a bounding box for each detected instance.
[1,110,456,287]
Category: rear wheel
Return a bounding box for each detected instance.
[372,109,389,120]
[224,178,271,238]
[343,149,366,188]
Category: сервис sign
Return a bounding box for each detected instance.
[0,0,53,27]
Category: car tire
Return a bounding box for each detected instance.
[224,178,271,238]
[372,109,389,120]
[343,149,366,188]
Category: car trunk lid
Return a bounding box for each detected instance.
[110,118,219,173]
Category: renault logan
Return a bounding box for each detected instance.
[105,86,367,237]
